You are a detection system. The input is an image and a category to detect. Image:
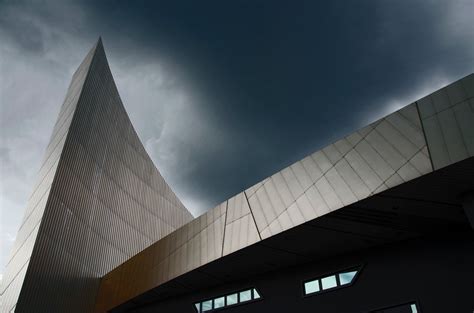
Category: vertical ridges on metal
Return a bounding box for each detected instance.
[0,38,193,313]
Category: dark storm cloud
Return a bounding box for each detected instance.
[80,0,474,211]
[1,0,473,278]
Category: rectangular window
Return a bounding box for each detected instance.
[321,275,337,290]
[226,293,238,305]
[304,280,320,294]
[303,266,361,297]
[202,300,212,312]
[194,287,262,312]
[214,296,225,308]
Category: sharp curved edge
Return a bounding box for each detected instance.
[0,38,193,313]
[93,53,474,312]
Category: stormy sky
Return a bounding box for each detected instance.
[0,0,473,278]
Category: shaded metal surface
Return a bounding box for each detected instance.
[1,37,472,312]
[0,39,193,312]
[417,74,474,170]
[94,72,473,312]
[117,230,474,313]
[106,135,474,313]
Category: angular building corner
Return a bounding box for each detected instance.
[0,39,193,313]
[94,73,474,312]
[2,38,474,313]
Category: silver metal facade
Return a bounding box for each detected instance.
[95,74,473,312]
[0,39,193,312]
[1,37,472,312]
[417,76,474,170]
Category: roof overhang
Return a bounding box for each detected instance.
[112,155,473,312]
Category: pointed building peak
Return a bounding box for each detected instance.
[68,37,109,94]
[96,36,103,47]
[91,36,105,56]
[84,37,104,60]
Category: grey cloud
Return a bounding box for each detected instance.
[1,0,473,280]
[0,0,94,277]
[0,0,232,276]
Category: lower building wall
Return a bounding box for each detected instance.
[128,231,474,313]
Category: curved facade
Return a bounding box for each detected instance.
[0,39,193,312]
[1,38,473,313]
[94,73,474,312]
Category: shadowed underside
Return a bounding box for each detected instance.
[94,66,474,310]
[0,39,473,313]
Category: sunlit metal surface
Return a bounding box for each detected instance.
[0,39,193,313]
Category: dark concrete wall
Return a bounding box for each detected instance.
[132,232,474,313]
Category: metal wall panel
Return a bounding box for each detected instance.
[94,202,226,313]
[91,74,474,312]
[0,42,98,313]
[5,39,471,313]
[417,74,474,170]
[223,192,260,255]
[0,39,193,312]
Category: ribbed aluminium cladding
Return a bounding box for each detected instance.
[1,38,473,313]
[94,73,474,312]
[0,39,193,312]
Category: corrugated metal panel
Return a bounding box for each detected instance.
[4,38,472,313]
[90,75,474,312]
[0,39,193,313]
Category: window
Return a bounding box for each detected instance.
[303,266,361,296]
[226,293,238,305]
[239,290,251,302]
[214,297,225,309]
[304,280,320,294]
[194,288,262,312]
[253,289,261,299]
[202,300,212,312]
[370,302,419,312]
[339,271,357,285]
[321,275,337,290]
